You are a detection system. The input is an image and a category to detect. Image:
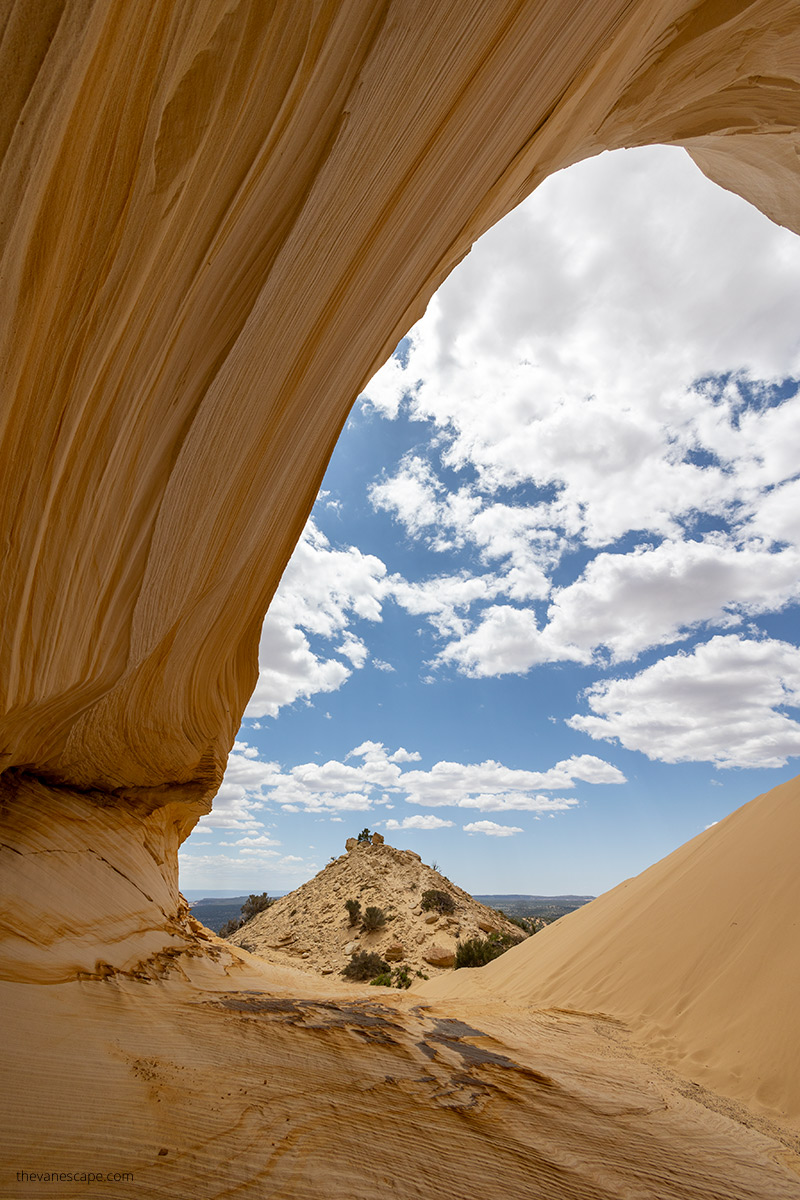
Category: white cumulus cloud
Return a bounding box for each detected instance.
[363,148,800,539]
[463,821,524,837]
[210,742,622,819]
[568,635,800,769]
[384,815,454,831]
[439,536,800,678]
[245,519,389,717]
[355,144,800,784]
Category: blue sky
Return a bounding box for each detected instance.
[179,145,800,897]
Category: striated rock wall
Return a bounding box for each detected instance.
[0,769,213,985]
[1,1,799,809]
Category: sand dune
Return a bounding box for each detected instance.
[422,774,800,1129]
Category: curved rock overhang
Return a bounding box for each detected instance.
[0,1,799,977]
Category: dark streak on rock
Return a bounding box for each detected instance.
[422,1018,556,1087]
[211,995,404,1036]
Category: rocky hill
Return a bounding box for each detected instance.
[227,834,526,980]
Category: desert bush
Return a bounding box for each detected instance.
[421,888,456,915]
[369,966,412,990]
[344,898,362,926]
[218,918,242,938]
[356,827,372,843]
[392,966,412,990]
[454,932,520,969]
[341,951,390,981]
[240,893,275,923]
[361,905,387,932]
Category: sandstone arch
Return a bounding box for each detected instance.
[2,1,799,802]
[2,3,800,1190]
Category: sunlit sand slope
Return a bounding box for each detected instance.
[422,776,800,1128]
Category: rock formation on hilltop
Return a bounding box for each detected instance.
[228,835,526,978]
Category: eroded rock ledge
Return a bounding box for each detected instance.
[0,771,214,984]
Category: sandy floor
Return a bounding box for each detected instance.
[3,948,800,1200]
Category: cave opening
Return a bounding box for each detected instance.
[180,143,800,907]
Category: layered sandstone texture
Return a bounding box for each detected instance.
[2,0,800,801]
[422,775,800,1131]
[6,948,800,1199]
[227,837,527,977]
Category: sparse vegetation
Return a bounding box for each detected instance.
[421,888,456,915]
[454,932,522,969]
[344,898,362,926]
[218,892,275,937]
[341,951,390,981]
[370,965,412,989]
[241,893,275,922]
[474,895,593,923]
[356,828,372,843]
[498,909,537,935]
[361,905,387,932]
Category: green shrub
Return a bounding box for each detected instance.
[240,893,275,923]
[344,898,362,927]
[356,827,372,843]
[454,932,521,969]
[219,893,274,936]
[361,905,387,932]
[342,951,390,981]
[392,966,412,990]
[369,966,412,989]
[421,888,456,915]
